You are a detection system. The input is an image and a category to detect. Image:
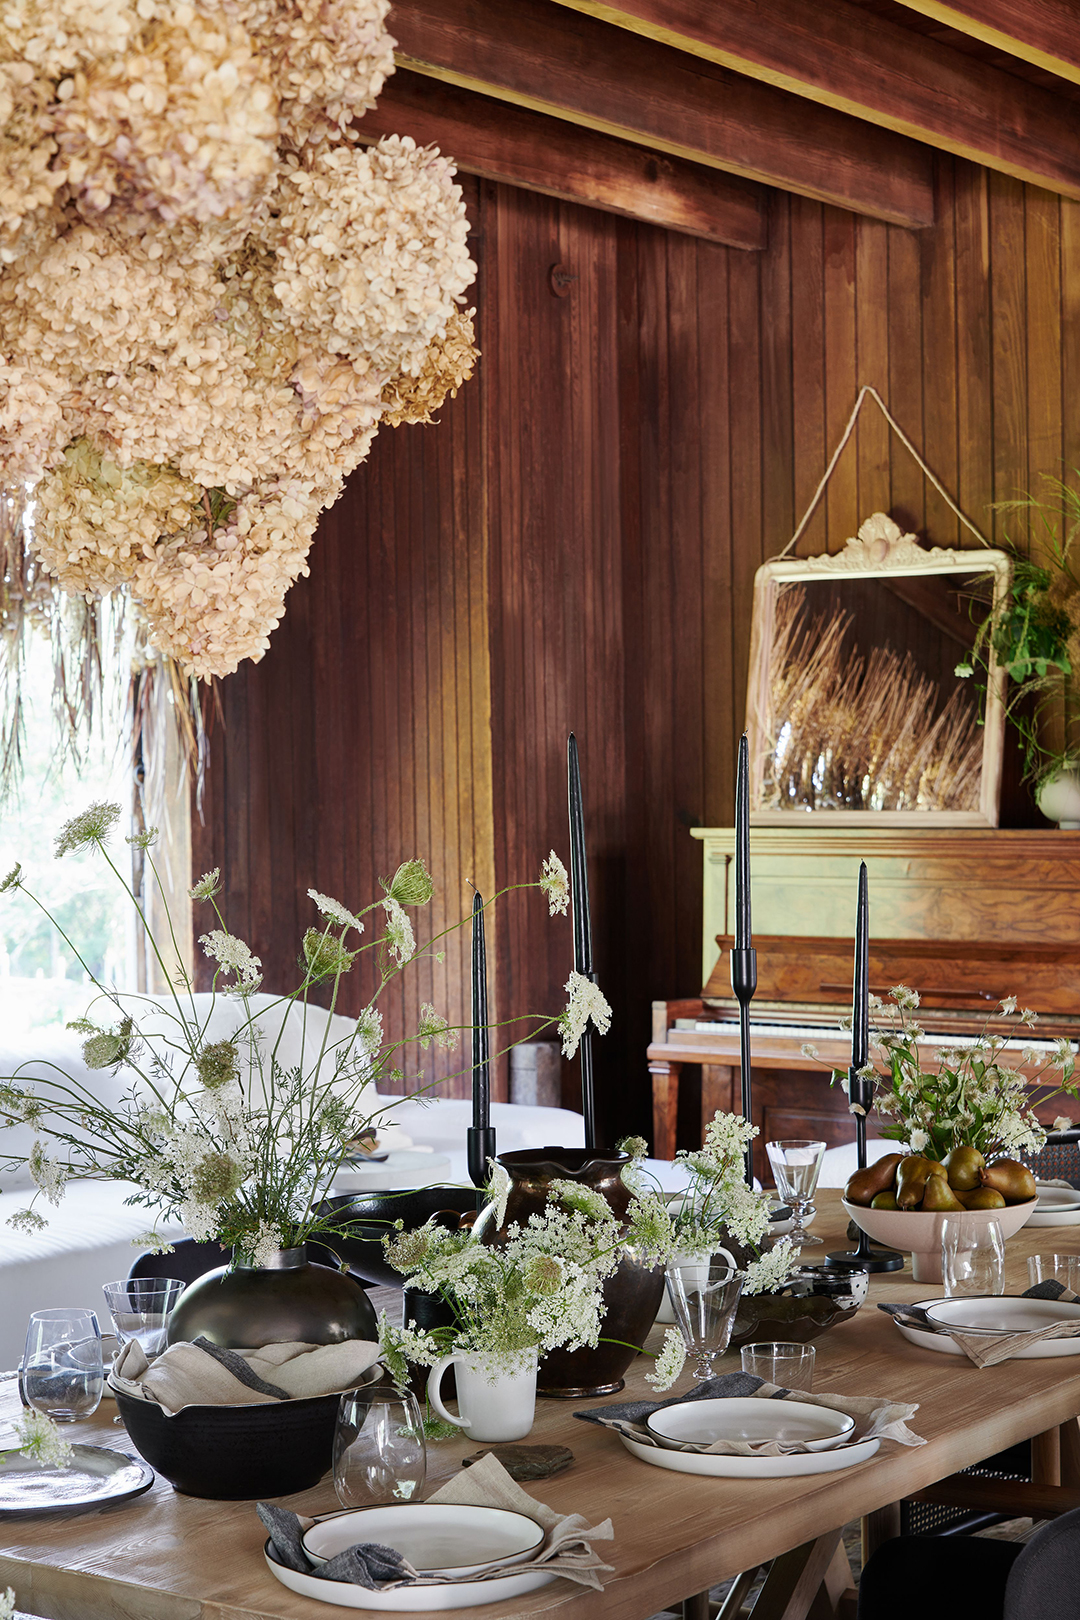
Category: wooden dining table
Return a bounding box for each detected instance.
[3,1190,1080,1620]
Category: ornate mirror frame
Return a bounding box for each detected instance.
[745,514,1012,828]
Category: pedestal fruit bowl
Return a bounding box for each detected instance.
[841,1197,1038,1283]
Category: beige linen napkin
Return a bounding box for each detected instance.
[262,1452,614,1591]
[948,1321,1080,1368]
[111,1336,380,1414]
[576,1373,924,1455]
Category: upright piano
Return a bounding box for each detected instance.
[648,933,1080,1177]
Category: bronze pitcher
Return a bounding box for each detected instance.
[477,1146,664,1398]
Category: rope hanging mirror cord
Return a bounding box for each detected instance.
[778,384,991,558]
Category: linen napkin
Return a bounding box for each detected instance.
[880,1282,1080,1368]
[259,1451,614,1591]
[573,1370,924,1455]
[111,1336,381,1414]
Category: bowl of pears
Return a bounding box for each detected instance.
[841,1146,1038,1283]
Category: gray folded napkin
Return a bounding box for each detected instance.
[880,1281,1080,1368]
[111,1336,381,1414]
[574,1370,924,1455]
[259,1452,614,1591]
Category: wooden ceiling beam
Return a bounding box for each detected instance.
[894,1,1080,87]
[357,71,768,248]
[388,0,935,227]
[547,0,1080,200]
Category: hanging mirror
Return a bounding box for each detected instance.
[745,514,1011,827]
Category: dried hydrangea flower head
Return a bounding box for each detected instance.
[0,0,477,676]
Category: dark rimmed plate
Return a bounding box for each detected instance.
[0,1444,154,1515]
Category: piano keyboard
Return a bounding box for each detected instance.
[691,1020,1078,1056]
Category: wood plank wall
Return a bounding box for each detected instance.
[193,155,1080,1146]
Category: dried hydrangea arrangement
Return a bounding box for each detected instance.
[0,0,478,677]
[0,807,584,1262]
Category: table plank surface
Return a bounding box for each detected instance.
[3,1191,1080,1620]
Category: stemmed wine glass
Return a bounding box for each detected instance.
[766,1140,826,1248]
[663,1257,745,1382]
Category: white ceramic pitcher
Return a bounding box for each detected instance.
[426,1347,538,1442]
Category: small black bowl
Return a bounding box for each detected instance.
[112,1365,382,1499]
[320,1186,479,1286]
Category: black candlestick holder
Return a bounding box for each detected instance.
[467,1126,497,1208]
[730,945,757,1187]
[826,1069,902,1273]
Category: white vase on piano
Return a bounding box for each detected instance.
[1036,768,1080,830]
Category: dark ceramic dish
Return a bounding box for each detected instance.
[728,1266,865,1349]
[111,1364,383,1499]
[320,1186,480,1286]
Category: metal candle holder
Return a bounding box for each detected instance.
[466,886,496,1196]
[732,734,756,1187]
[827,861,902,1273]
[568,733,598,1149]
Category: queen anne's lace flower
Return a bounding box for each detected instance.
[381,897,415,965]
[15,1409,73,1470]
[558,971,612,1058]
[200,928,262,990]
[538,850,570,918]
[54,799,120,855]
[645,1326,686,1391]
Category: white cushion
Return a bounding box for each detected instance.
[817,1137,898,1188]
[0,1180,185,1369]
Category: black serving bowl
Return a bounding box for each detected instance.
[320,1186,480,1286]
[728,1266,866,1350]
[111,1365,383,1499]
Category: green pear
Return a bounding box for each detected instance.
[958,1186,1006,1210]
[845,1153,904,1207]
[980,1159,1037,1204]
[944,1144,985,1191]
[870,1189,898,1210]
[896,1155,934,1208]
[921,1172,965,1212]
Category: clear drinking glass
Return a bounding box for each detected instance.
[765,1140,826,1247]
[22,1309,103,1422]
[102,1279,185,1361]
[664,1257,744,1382]
[1027,1254,1078,1290]
[941,1215,1005,1297]
[740,1341,815,1392]
[334,1387,427,1508]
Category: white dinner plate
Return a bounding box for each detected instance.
[617,1431,879,1478]
[1034,1184,1080,1209]
[329,1151,453,1192]
[925,1296,1080,1335]
[646,1397,855,1453]
[303,1504,544,1575]
[892,1297,1080,1359]
[265,1543,557,1611]
[1028,1200,1080,1227]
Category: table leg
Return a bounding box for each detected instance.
[1060,1418,1080,1489]
[1032,1426,1062,1487]
[861,1502,900,1569]
[682,1593,711,1620]
[651,1060,682,1160]
[744,1530,842,1620]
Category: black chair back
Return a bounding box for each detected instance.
[1025,1129,1080,1189]
[1005,1505,1080,1618]
[127,1236,360,1285]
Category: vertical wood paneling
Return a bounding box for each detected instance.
[194,154,1080,1144]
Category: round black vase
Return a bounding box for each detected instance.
[477,1147,665,1399]
[166,1244,377,1348]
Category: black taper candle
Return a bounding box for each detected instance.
[568,733,598,1149]
[730,733,758,1186]
[827,858,902,1271]
[466,886,496,1191]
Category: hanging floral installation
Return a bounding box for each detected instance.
[0,0,479,684]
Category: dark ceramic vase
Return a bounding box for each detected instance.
[166,1244,377,1349]
[478,1147,664,1399]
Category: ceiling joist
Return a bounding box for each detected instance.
[360,71,768,248]
[895,0,1080,88]
[547,0,1080,201]
[388,0,935,227]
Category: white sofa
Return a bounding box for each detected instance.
[0,996,608,1367]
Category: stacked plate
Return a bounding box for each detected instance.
[1029,1182,1080,1227]
[891,1295,1080,1358]
[619,1395,879,1479]
[264,1502,557,1612]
